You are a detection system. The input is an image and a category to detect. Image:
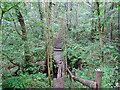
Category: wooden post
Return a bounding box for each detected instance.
[114,83,120,89]
[94,69,102,89]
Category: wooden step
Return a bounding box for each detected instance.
[54,48,62,51]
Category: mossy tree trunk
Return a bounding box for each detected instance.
[44,1,51,86]
[15,6,32,73]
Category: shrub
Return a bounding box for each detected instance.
[2,72,50,89]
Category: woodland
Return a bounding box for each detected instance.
[0,1,120,89]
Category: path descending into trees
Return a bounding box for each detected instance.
[53,29,65,88]
[52,29,101,89]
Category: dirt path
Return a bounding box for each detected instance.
[53,29,65,88]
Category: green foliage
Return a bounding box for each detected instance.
[75,65,116,88]
[67,43,85,66]
[65,39,118,87]
[2,73,50,89]
[1,2,119,89]
[100,65,115,88]
[31,41,46,60]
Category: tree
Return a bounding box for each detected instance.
[38,2,44,39]
[110,3,114,42]
[15,5,32,73]
[1,1,119,89]
[90,2,97,42]
[118,2,120,53]
[96,1,104,61]
[44,1,51,85]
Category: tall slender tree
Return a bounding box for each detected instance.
[96,1,104,61]
[118,2,120,53]
[110,3,114,42]
[38,2,44,39]
[44,1,51,86]
[90,2,96,42]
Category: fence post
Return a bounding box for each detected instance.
[94,69,102,89]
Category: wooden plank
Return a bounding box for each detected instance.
[54,48,62,51]
[53,77,64,88]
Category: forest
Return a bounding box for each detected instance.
[0,0,120,89]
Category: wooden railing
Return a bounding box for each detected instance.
[67,67,102,89]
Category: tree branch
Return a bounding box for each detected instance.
[3,2,20,14]
[9,13,22,36]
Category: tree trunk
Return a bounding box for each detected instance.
[75,3,79,40]
[65,2,69,31]
[69,2,72,31]
[0,11,3,27]
[117,2,120,85]
[110,3,114,42]
[38,2,44,39]
[102,2,107,33]
[90,2,96,42]
[110,22,113,42]
[118,2,120,53]
[96,1,104,61]
[44,1,51,86]
[9,13,22,36]
[15,6,32,73]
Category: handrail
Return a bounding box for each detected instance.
[67,67,98,89]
